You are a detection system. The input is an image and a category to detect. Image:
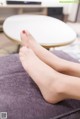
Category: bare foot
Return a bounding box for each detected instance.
[20,31,80,78]
[20,30,68,74]
[19,46,66,104]
[20,30,36,48]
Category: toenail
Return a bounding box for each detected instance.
[22,30,26,34]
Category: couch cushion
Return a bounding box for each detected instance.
[0,51,80,119]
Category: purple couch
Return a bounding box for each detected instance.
[0,51,80,119]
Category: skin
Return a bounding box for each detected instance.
[19,31,80,104]
[20,31,80,77]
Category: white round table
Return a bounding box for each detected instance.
[3,15,76,48]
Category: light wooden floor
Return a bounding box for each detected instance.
[0,32,18,57]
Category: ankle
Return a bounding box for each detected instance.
[43,78,66,104]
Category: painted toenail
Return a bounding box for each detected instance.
[22,30,26,33]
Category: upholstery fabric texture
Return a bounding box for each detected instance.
[0,51,80,119]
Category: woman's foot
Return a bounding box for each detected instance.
[19,46,66,104]
[20,30,65,72]
[20,30,36,48]
[20,31,80,77]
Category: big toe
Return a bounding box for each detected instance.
[25,30,35,42]
[20,30,29,46]
[20,46,34,56]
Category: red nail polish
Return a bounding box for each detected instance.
[22,30,26,34]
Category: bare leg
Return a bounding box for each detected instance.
[19,47,65,104]
[19,46,80,104]
[20,31,80,77]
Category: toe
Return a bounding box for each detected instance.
[19,46,33,56]
[20,31,29,47]
[25,30,35,42]
[20,46,28,53]
[20,46,27,51]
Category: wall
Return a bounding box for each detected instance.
[68,3,79,22]
[77,5,80,22]
[0,0,79,22]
